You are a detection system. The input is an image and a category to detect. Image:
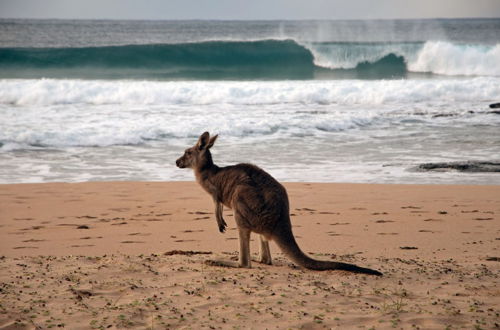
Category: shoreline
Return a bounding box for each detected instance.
[1,181,499,329]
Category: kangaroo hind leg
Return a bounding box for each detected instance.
[258,235,272,265]
[205,227,252,268]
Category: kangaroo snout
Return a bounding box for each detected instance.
[176,158,185,168]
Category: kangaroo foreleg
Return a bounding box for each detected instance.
[214,200,227,233]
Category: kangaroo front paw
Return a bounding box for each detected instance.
[218,219,227,233]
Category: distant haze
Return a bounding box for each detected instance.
[0,0,499,20]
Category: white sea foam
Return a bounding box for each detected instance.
[409,41,500,76]
[1,77,499,107]
[307,42,418,69]
[1,77,499,186]
[306,41,500,77]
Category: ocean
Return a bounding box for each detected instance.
[1,19,499,184]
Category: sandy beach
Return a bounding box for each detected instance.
[0,181,498,329]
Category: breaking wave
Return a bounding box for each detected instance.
[1,78,499,106]
[0,40,498,79]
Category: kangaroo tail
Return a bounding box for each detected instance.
[273,227,382,276]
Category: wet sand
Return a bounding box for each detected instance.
[0,182,499,329]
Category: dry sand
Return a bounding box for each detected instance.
[0,181,498,329]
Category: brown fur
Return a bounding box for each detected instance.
[176,132,382,275]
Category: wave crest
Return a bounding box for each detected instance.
[408,41,500,76]
[0,40,499,79]
[1,78,499,107]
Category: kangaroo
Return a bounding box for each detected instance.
[176,132,382,276]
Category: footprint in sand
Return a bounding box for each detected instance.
[188,211,212,215]
[295,208,316,213]
[329,222,350,225]
[402,206,421,209]
[22,239,45,242]
[109,208,130,212]
[182,230,204,233]
[174,239,199,243]
[374,220,394,223]
[474,217,494,221]
[120,240,146,244]
[377,232,399,235]
[424,218,443,222]
[13,246,39,249]
[21,225,44,231]
[128,232,152,236]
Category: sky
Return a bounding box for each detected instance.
[0,0,499,20]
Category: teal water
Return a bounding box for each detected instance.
[0,40,415,80]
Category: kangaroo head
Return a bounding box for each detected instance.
[176,131,218,169]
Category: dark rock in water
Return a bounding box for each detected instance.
[414,161,500,173]
[490,110,500,115]
[489,102,500,109]
[432,113,455,118]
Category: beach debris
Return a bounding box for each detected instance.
[69,287,93,300]
[164,250,212,256]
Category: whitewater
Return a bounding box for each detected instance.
[0,19,499,184]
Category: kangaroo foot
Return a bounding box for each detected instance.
[205,259,249,268]
[251,257,272,265]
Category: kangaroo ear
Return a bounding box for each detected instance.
[207,134,218,149]
[196,131,210,150]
